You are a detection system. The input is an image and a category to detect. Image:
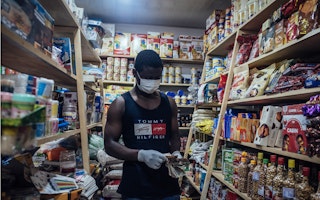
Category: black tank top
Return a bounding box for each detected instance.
[118,91,180,198]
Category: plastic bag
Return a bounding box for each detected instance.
[229,64,249,100]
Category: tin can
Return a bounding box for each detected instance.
[175,75,181,84]
[120,58,128,67]
[106,65,113,73]
[106,72,113,80]
[168,75,175,84]
[120,65,127,74]
[169,66,175,76]
[120,74,127,82]
[113,65,120,73]
[114,58,120,67]
[161,75,168,83]
[113,73,120,81]
[162,66,168,76]
[175,66,181,75]
[191,67,197,75]
[107,57,114,65]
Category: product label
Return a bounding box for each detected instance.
[282,187,295,199]
[253,171,260,181]
[258,185,265,196]
[265,185,273,199]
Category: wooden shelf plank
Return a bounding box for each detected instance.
[36,129,81,146]
[103,80,135,85]
[224,139,320,164]
[177,105,195,108]
[227,87,320,106]
[102,80,192,87]
[212,171,251,200]
[1,25,78,88]
[87,122,103,129]
[185,175,201,194]
[243,28,320,69]
[38,0,101,63]
[239,0,288,32]
[179,127,191,130]
[202,71,228,84]
[207,32,236,56]
[196,103,221,108]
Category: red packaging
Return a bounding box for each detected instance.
[282,104,308,154]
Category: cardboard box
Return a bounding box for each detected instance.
[179,41,192,59]
[173,41,179,59]
[161,32,174,39]
[282,104,308,154]
[100,37,114,55]
[160,38,173,58]
[130,34,147,56]
[254,106,282,146]
[191,40,204,60]
[147,38,160,54]
[114,32,131,55]
[41,189,82,200]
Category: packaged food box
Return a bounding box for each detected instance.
[100,37,114,55]
[1,0,54,55]
[254,106,282,146]
[191,40,204,60]
[274,20,286,49]
[114,32,131,55]
[161,32,174,39]
[282,104,308,154]
[160,38,173,58]
[130,34,147,57]
[147,32,160,54]
[179,41,192,59]
[173,41,179,59]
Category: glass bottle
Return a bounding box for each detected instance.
[247,159,256,197]
[273,157,285,200]
[258,158,269,200]
[282,159,296,200]
[311,171,320,200]
[295,167,312,200]
[265,155,277,200]
[252,152,264,199]
[238,157,248,193]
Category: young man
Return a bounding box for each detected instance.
[104,50,182,200]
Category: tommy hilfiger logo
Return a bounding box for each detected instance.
[134,119,167,140]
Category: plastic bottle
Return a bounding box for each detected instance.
[295,167,312,200]
[258,158,269,199]
[272,157,285,200]
[265,155,277,200]
[283,159,296,200]
[252,152,264,198]
[247,159,257,197]
[311,171,320,200]
[238,157,248,193]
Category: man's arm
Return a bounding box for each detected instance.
[104,96,139,161]
[168,97,181,153]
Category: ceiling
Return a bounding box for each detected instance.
[75,0,230,29]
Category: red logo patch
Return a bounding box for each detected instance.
[152,124,166,135]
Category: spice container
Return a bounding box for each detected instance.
[282,159,296,200]
[295,167,312,200]
[273,157,285,199]
[252,152,264,199]
[238,157,248,193]
[258,158,269,199]
[265,155,277,200]
[247,159,257,197]
[311,171,320,200]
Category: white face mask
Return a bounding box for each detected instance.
[136,72,161,94]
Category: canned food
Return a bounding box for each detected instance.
[175,75,181,84]
[120,65,127,74]
[168,75,175,84]
[120,74,127,82]
[191,67,197,75]
[113,65,120,73]
[212,57,223,67]
[106,72,113,80]
[169,66,175,76]
[113,73,120,81]
[107,57,114,65]
[175,66,181,75]
[128,60,134,69]
[162,66,168,76]
[106,65,113,73]
[114,58,120,67]
[161,75,168,83]
[120,58,128,67]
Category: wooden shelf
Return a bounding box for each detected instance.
[196,103,221,108]
[211,171,250,200]
[36,129,81,146]
[177,105,195,108]
[103,80,134,85]
[87,122,103,129]
[185,175,201,194]
[179,127,191,130]
[242,28,320,69]
[239,0,287,32]
[102,80,191,87]
[38,0,101,63]
[207,32,236,56]
[1,25,78,89]
[224,139,320,164]
[202,71,228,84]
[227,87,320,106]
[99,54,204,64]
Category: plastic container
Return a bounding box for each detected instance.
[37,78,54,99]
[62,104,77,129]
[11,93,36,118]
[1,126,18,155]
[1,92,12,118]
[51,100,59,118]
[59,150,76,174]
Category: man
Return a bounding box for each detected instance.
[104,50,182,200]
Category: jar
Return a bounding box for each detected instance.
[238,157,248,193]
[59,150,76,174]
[174,95,180,105]
[11,93,36,118]
[62,104,77,129]
[181,95,187,105]
[1,79,14,93]
[1,92,12,118]
[1,126,18,155]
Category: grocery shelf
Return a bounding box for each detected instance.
[202,71,228,84]
[211,171,250,200]
[103,80,135,85]
[227,87,320,106]
[36,129,81,146]
[196,103,222,108]
[1,25,78,89]
[185,175,201,194]
[223,139,320,164]
[87,122,103,129]
[243,28,320,69]
[239,0,287,32]
[179,127,191,130]
[207,32,236,57]
[177,105,195,108]
[39,0,101,63]
[103,80,192,87]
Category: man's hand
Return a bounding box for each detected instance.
[137,150,167,169]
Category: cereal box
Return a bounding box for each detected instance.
[282,104,308,154]
[160,38,173,58]
[100,37,114,55]
[173,41,179,59]
[147,32,160,54]
[130,34,147,57]
[114,32,131,55]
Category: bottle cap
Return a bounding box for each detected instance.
[278,157,284,165]
[241,157,246,163]
[302,167,310,176]
[258,152,263,160]
[288,159,295,168]
[241,151,248,157]
[263,158,269,164]
[270,155,277,163]
[250,160,256,165]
